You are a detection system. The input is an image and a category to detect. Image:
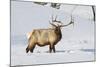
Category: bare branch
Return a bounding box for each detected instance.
[34,2,47,6]
[92,6,96,21]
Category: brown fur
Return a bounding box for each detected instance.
[26,27,62,53]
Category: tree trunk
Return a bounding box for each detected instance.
[92,6,96,22]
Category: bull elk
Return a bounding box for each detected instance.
[26,16,74,53]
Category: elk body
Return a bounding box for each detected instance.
[26,16,74,53]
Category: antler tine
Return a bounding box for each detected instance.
[71,15,74,27]
[71,15,72,20]
[60,20,74,27]
[49,21,56,27]
[55,15,57,21]
[71,15,74,21]
[52,15,53,22]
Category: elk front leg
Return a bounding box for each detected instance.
[53,45,56,53]
[49,45,53,53]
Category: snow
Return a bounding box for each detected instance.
[11,1,95,66]
[11,40,95,66]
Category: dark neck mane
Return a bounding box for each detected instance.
[55,27,62,41]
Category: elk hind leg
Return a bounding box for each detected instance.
[30,45,36,53]
[26,46,29,53]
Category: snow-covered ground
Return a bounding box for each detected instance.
[11,1,95,66]
[11,39,95,66]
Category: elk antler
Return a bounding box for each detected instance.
[54,15,57,21]
[49,21,57,27]
[52,15,62,24]
[52,15,54,22]
[60,20,74,27]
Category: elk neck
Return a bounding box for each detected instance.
[55,27,62,41]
